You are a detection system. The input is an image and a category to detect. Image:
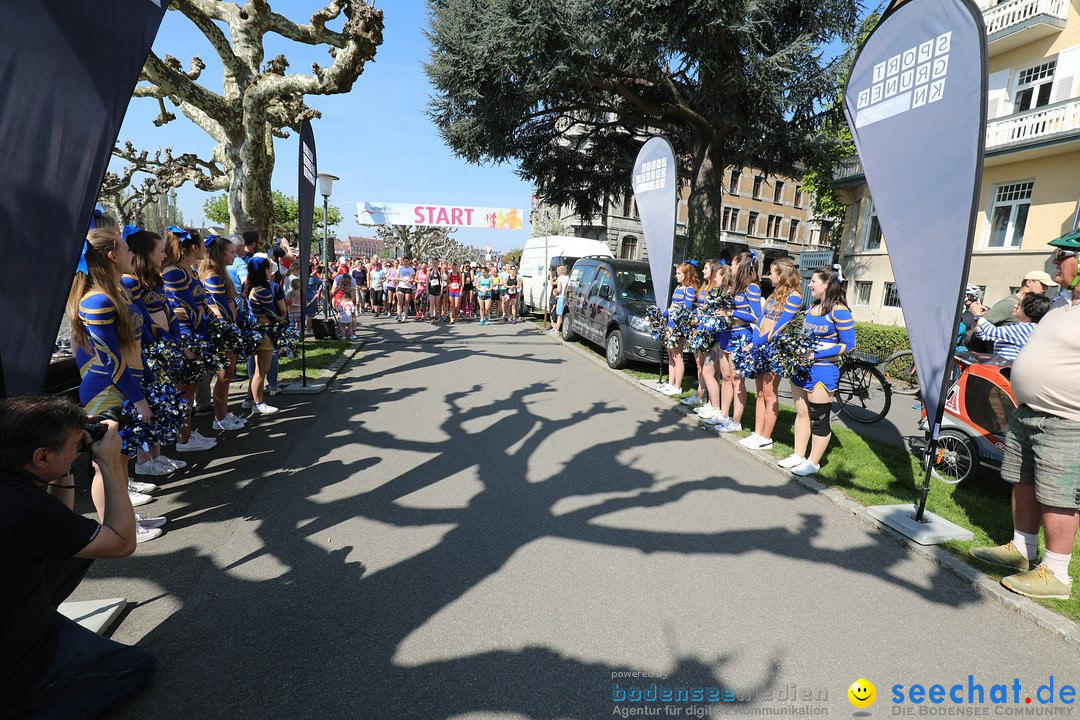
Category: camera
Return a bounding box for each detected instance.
[83,406,124,445]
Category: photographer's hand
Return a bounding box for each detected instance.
[76,420,137,558]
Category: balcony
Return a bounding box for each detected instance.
[986,97,1080,152]
[832,156,864,184]
[718,230,749,246]
[983,0,1068,55]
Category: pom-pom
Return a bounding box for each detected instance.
[665,304,694,349]
[767,321,818,381]
[206,316,244,355]
[645,306,666,342]
[265,320,300,352]
[140,377,189,445]
[729,334,769,379]
[117,402,157,457]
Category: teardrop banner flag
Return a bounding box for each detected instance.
[297,119,317,386]
[843,0,987,526]
[633,137,678,309]
[0,0,168,397]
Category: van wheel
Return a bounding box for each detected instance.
[606,329,626,369]
[561,313,576,341]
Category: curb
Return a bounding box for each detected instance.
[540,329,1080,650]
[279,340,365,395]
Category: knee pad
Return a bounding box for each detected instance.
[809,401,832,437]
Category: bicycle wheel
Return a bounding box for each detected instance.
[881,350,919,395]
[835,361,892,424]
[929,429,978,485]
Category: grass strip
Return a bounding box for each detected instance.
[276,340,354,382]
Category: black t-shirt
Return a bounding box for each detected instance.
[0,468,99,695]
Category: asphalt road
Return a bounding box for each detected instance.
[73,316,1080,719]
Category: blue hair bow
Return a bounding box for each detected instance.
[76,240,90,275]
[686,259,699,267]
[749,249,758,263]
[204,234,219,248]
[250,256,266,270]
[166,225,191,241]
[122,225,141,243]
[719,259,728,266]
[89,203,105,230]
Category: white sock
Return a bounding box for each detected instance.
[1012,530,1038,561]
[1042,550,1073,585]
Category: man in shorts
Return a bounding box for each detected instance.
[970,230,1080,599]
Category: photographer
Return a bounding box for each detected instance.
[1,396,155,717]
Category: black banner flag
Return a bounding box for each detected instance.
[297,119,317,384]
[0,1,168,397]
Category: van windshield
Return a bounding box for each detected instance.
[616,270,655,303]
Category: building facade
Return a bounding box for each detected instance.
[834,0,1080,324]
[337,236,384,259]
[534,165,828,266]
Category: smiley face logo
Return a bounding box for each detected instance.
[848,678,876,709]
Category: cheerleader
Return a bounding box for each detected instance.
[201,235,248,431]
[693,260,730,425]
[782,265,856,476]
[713,252,761,432]
[245,257,287,414]
[123,226,188,477]
[162,227,218,452]
[683,260,718,409]
[740,256,802,451]
[663,263,699,396]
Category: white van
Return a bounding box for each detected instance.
[519,235,613,313]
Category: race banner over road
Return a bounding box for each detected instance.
[0,1,168,397]
[632,137,678,308]
[843,0,987,435]
[357,202,524,230]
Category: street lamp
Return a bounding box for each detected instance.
[317,172,339,320]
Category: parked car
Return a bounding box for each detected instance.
[559,257,663,367]
[519,235,613,313]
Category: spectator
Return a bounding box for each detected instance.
[971,293,1051,360]
[230,230,261,294]
[980,271,1057,326]
[970,233,1080,599]
[0,396,155,716]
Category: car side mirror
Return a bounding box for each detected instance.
[599,285,611,300]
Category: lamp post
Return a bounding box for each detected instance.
[317,172,338,321]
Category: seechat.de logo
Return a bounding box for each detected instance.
[849,678,877,712]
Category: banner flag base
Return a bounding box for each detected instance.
[639,379,669,393]
[867,504,973,545]
[58,598,126,635]
[280,382,328,396]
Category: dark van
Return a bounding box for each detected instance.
[559,258,662,368]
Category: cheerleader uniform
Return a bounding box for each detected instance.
[755,290,803,345]
[122,275,157,348]
[162,264,210,338]
[202,272,238,324]
[794,305,856,392]
[667,285,697,334]
[249,283,284,351]
[76,291,145,415]
[725,282,761,352]
[697,288,730,353]
[142,280,182,342]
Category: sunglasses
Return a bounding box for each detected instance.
[1052,250,1077,263]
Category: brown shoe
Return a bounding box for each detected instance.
[1001,565,1073,600]
[969,542,1033,572]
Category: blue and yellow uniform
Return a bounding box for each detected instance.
[202,272,238,323]
[122,275,156,347]
[667,285,697,335]
[248,283,284,351]
[794,305,856,392]
[695,287,730,350]
[142,280,182,341]
[76,291,145,415]
[725,282,761,351]
[162,264,209,337]
[755,290,803,345]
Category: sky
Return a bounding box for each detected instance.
[114,1,535,252]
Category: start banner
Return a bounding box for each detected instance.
[357,201,524,230]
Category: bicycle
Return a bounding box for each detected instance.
[834,351,892,424]
[879,349,918,395]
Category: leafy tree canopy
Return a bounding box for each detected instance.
[426,0,860,257]
[204,190,341,239]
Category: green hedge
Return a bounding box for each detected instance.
[852,322,909,363]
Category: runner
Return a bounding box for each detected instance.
[415,262,429,321]
[498,263,511,320]
[506,266,520,324]
[462,263,475,320]
[448,262,463,324]
[396,257,416,323]
[476,265,494,325]
[713,252,761,434]
[427,260,443,322]
[488,263,502,322]
[740,256,802,451]
[783,265,856,476]
[369,260,385,316]
[385,259,399,318]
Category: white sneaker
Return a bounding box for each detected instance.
[136,524,163,543]
[778,454,805,469]
[738,433,763,448]
[694,405,714,417]
[128,489,154,507]
[702,411,728,426]
[749,436,773,450]
[714,419,742,433]
[136,514,167,529]
[680,395,704,407]
[791,460,821,476]
[175,435,212,453]
[241,398,254,410]
[661,384,681,396]
[252,402,279,415]
[225,412,247,426]
[212,415,246,431]
[128,478,158,494]
[189,431,217,448]
[155,455,186,470]
[134,460,172,477]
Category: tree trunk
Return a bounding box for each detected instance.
[226,127,274,242]
[686,141,724,261]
